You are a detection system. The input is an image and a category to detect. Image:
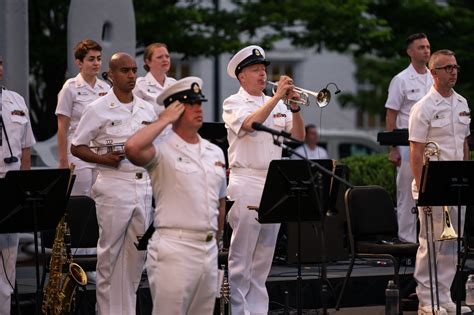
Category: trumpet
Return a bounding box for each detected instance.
[266,81,340,109]
[90,141,125,156]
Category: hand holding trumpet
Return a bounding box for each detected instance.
[267,79,339,109]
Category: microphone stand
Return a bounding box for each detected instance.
[271,134,353,315]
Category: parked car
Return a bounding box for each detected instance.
[283,128,385,160]
[317,129,386,160]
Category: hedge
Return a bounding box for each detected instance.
[340,154,396,201]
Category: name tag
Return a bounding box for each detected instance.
[11,110,25,116]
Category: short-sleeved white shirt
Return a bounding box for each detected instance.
[290,144,329,160]
[385,64,433,129]
[145,131,227,232]
[409,86,470,161]
[223,87,293,171]
[72,90,157,172]
[0,88,36,177]
[55,73,110,134]
[133,72,176,116]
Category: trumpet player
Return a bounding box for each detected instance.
[409,49,470,314]
[71,53,156,315]
[223,45,305,315]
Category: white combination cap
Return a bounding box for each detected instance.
[226,45,270,79]
[156,76,207,107]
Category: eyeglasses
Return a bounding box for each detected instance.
[434,64,461,73]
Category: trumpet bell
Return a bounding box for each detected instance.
[316,88,331,108]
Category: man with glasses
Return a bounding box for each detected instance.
[385,33,433,244]
[409,49,470,314]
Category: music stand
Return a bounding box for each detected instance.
[258,159,335,315]
[418,160,474,315]
[0,169,71,314]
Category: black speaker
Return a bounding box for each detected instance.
[286,164,349,263]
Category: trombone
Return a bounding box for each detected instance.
[266,81,340,109]
[421,141,457,313]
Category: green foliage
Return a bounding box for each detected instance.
[27,0,474,140]
[341,154,396,200]
[339,0,474,116]
[29,0,69,140]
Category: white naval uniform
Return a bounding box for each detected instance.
[55,73,109,196]
[145,131,227,314]
[72,90,156,315]
[0,87,36,315]
[385,63,433,243]
[133,72,176,117]
[290,144,328,160]
[223,87,293,315]
[409,86,470,307]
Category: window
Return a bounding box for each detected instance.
[265,62,296,95]
[169,59,191,79]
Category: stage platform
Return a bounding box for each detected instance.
[12,257,474,314]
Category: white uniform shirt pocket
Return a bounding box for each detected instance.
[105,123,130,139]
[76,94,94,104]
[405,89,422,102]
[273,117,286,130]
[10,114,28,125]
[431,117,450,128]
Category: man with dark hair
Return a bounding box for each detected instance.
[291,124,328,159]
[0,55,36,315]
[410,49,470,314]
[385,33,433,243]
[71,52,156,314]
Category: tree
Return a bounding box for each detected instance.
[29,0,68,140]
[337,0,474,117]
[29,0,474,141]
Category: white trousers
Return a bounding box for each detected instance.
[68,151,97,197]
[397,146,417,243]
[415,205,464,306]
[0,234,18,315]
[227,173,280,315]
[146,231,218,314]
[93,171,153,315]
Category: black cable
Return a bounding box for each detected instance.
[0,236,21,315]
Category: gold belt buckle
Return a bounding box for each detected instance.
[135,173,143,179]
[205,232,214,242]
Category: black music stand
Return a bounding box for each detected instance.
[418,160,474,315]
[0,169,71,314]
[258,159,335,315]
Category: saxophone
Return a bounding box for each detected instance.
[42,216,88,314]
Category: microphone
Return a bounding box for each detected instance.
[0,116,19,164]
[251,122,302,144]
[102,71,113,86]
